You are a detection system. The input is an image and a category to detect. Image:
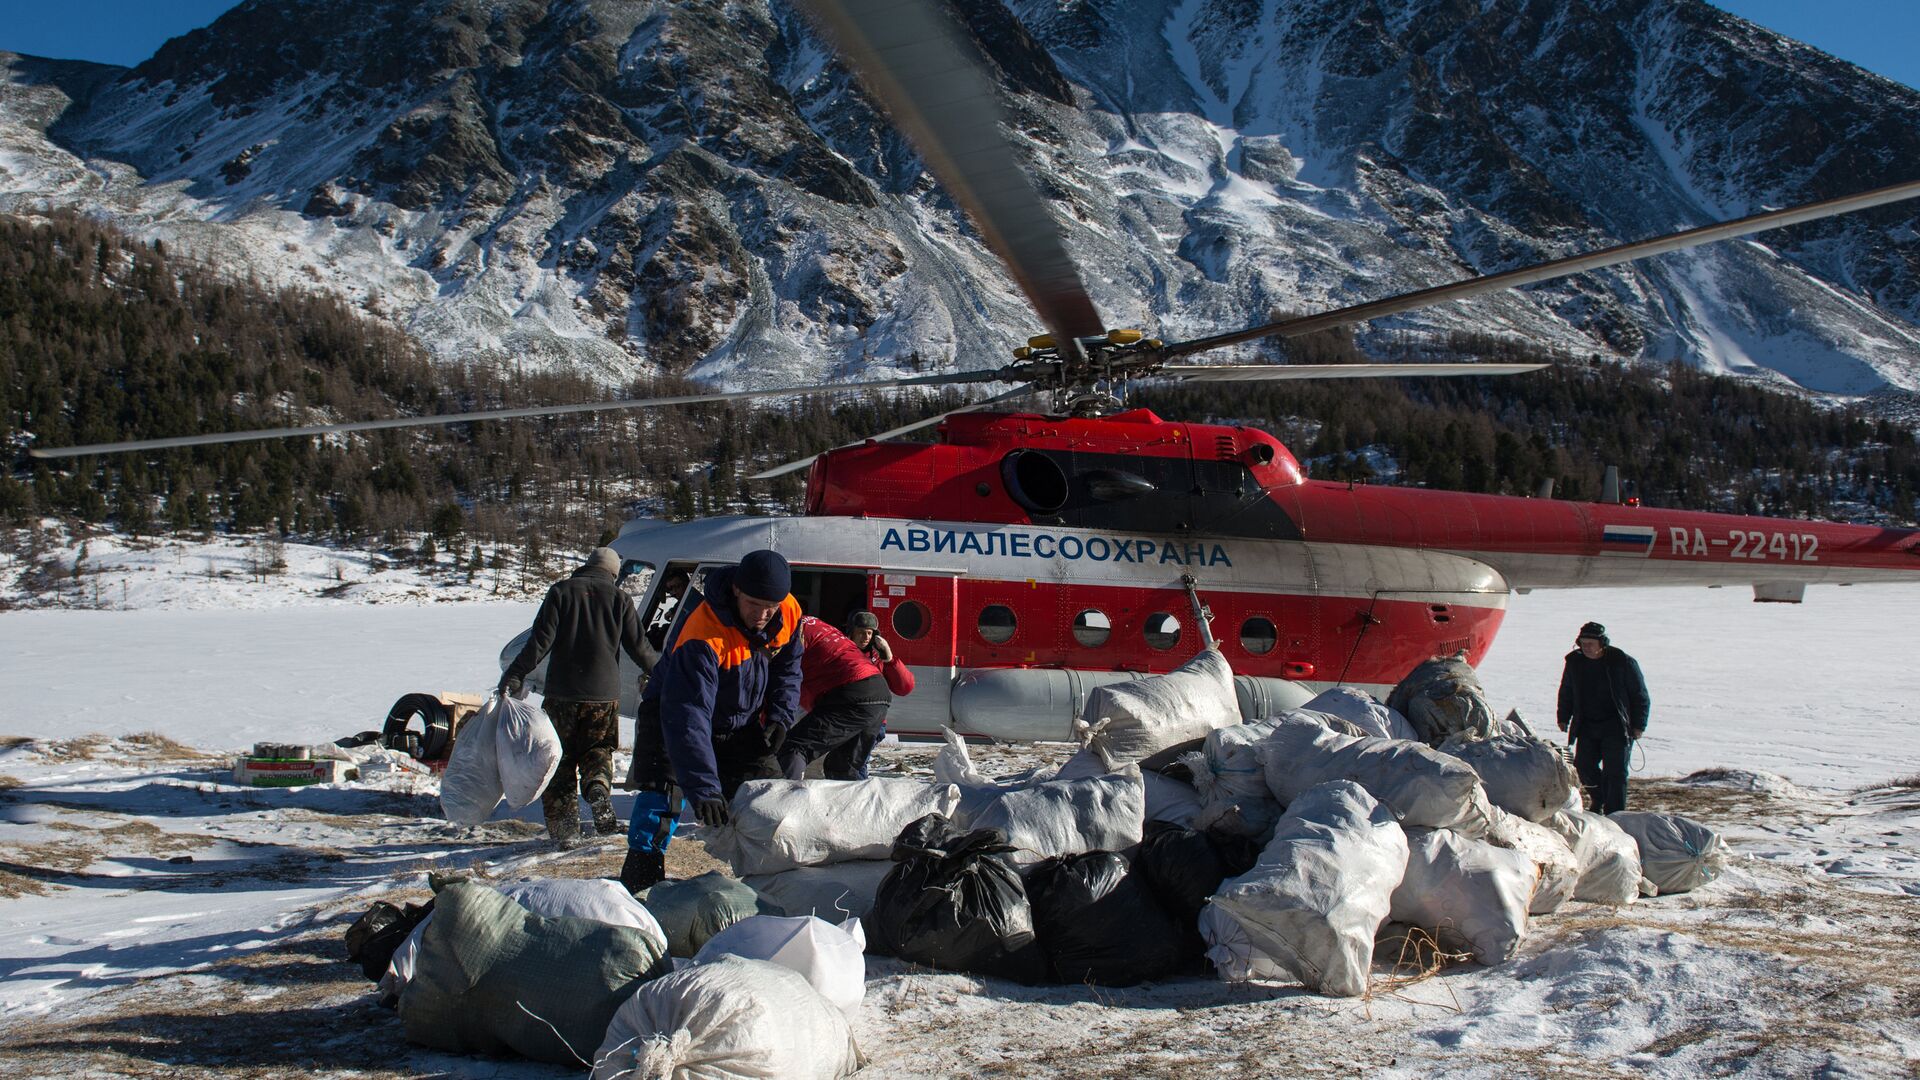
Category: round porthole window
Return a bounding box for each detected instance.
[891,600,930,641]
[977,604,1017,645]
[1240,616,1278,655]
[1144,612,1181,651]
[1072,609,1111,647]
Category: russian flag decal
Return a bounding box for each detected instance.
[1599,524,1656,556]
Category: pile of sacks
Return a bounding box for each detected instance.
[697,648,1721,995]
[348,650,1731,1075]
[347,874,867,1077]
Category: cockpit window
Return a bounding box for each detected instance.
[618,560,655,603]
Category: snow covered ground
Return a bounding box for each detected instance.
[0,574,1916,1076]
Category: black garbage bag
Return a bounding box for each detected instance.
[869,813,1046,983]
[1028,851,1192,985]
[1135,821,1260,926]
[344,898,434,982]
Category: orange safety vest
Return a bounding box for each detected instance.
[671,594,803,670]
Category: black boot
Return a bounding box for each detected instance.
[620,848,665,894]
[585,781,619,836]
[547,813,584,851]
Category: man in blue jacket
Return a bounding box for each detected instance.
[620,550,804,891]
[1556,621,1651,814]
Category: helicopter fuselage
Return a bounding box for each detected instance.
[507,409,1920,743]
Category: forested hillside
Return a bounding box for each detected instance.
[0,211,959,559]
[3,210,1915,569]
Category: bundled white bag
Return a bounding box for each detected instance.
[706,778,962,876]
[1196,903,1287,982]
[1189,721,1283,841]
[1438,734,1579,823]
[969,765,1146,865]
[439,694,505,825]
[744,860,892,921]
[1302,688,1420,742]
[1260,719,1496,838]
[592,956,860,1080]
[1390,828,1537,965]
[494,695,563,811]
[1486,809,1580,915]
[931,728,992,788]
[1546,809,1642,905]
[383,877,668,997]
[1076,649,1240,770]
[1607,812,1726,896]
[693,914,867,1015]
[1203,780,1409,996]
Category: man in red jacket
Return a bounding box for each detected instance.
[779,612,914,780]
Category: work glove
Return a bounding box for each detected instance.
[693,797,731,828]
[871,635,892,662]
[763,722,788,756]
[1556,717,1569,733]
[1628,726,1645,740]
[498,676,524,698]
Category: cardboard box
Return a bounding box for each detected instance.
[233,755,358,787]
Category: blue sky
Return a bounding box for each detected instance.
[1,1,1916,90]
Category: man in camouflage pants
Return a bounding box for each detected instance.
[501,546,649,848]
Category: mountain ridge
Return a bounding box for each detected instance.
[1,0,1916,397]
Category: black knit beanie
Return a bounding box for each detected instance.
[734,549,791,602]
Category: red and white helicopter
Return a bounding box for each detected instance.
[35,0,1920,742]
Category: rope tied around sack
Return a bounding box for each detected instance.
[635,1029,695,1079]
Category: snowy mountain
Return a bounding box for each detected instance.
[2,0,1918,394]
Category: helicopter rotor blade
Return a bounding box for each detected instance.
[1159,362,1548,383]
[747,383,1038,481]
[1160,178,1920,360]
[24,369,1012,460]
[793,0,1104,346]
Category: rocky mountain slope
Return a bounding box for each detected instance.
[1,0,1916,395]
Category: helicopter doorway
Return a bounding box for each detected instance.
[789,566,872,628]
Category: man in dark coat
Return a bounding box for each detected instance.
[620,550,804,891]
[1556,621,1650,814]
[500,546,649,847]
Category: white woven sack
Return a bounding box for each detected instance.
[1259,718,1496,838]
[1190,721,1283,841]
[592,956,859,1080]
[1485,809,1580,915]
[1076,648,1240,770]
[1545,809,1642,905]
[1391,828,1537,965]
[968,764,1146,865]
[693,914,867,1015]
[1203,780,1409,997]
[1438,734,1579,823]
[744,860,892,922]
[494,695,563,811]
[1301,688,1420,742]
[439,694,505,825]
[383,877,667,998]
[1607,812,1726,896]
[931,727,992,788]
[706,778,962,876]
[1197,902,1289,982]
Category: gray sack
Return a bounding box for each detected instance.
[399,881,671,1065]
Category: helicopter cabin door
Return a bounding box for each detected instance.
[863,570,957,736]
